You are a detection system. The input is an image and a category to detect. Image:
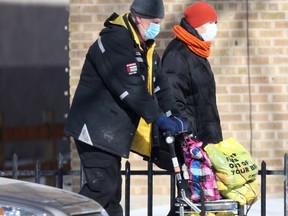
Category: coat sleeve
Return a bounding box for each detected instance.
[162,49,196,130]
[88,31,162,124]
[153,52,177,116]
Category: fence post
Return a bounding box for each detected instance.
[57,153,64,189]
[0,113,4,169]
[12,154,18,179]
[285,153,287,216]
[80,164,86,188]
[35,160,41,183]
[147,161,153,216]
[261,161,266,216]
[170,174,175,210]
[125,161,130,216]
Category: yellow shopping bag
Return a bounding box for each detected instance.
[204,138,260,205]
[205,138,258,189]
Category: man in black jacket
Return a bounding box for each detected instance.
[65,0,187,215]
[162,2,223,145]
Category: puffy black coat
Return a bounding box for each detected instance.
[65,13,176,158]
[162,18,223,144]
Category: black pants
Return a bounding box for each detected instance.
[75,139,123,216]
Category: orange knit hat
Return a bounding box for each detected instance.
[184,2,217,28]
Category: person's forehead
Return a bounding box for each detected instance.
[149,18,162,23]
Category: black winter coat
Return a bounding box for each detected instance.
[65,13,176,158]
[162,18,223,144]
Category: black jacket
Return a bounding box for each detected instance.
[162,18,223,144]
[64,13,176,158]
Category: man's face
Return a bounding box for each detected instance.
[136,17,162,41]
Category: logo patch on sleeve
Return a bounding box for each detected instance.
[126,63,138,75]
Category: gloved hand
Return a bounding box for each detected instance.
[170,116,189,132]
[154,114,188,135]
[154,114,179,135]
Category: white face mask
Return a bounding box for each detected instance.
[200,23,217,41]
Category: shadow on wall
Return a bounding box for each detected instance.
[0,2,70,169]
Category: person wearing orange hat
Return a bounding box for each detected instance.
[162,3,223,214]
[162,0,223,163]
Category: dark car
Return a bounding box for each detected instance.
[0,177,108,216]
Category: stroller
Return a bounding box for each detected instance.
[164,132,245,216]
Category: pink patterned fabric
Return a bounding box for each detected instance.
[183,136,220,202]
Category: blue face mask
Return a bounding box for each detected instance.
[141,20,160,40]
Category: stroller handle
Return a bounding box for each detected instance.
[165,132,175,145]
[164,131,181,175]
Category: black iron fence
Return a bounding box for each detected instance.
[0,153,287,216]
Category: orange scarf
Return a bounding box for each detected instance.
[173,25,211,58]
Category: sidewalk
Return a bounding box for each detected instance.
[128,196,284,216]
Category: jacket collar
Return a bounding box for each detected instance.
[180,18,203,41]
[105,13,156,51]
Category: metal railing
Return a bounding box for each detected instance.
[0,153,287,216]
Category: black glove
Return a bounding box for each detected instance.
[170,116,189,132]
[155,114,181,135]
